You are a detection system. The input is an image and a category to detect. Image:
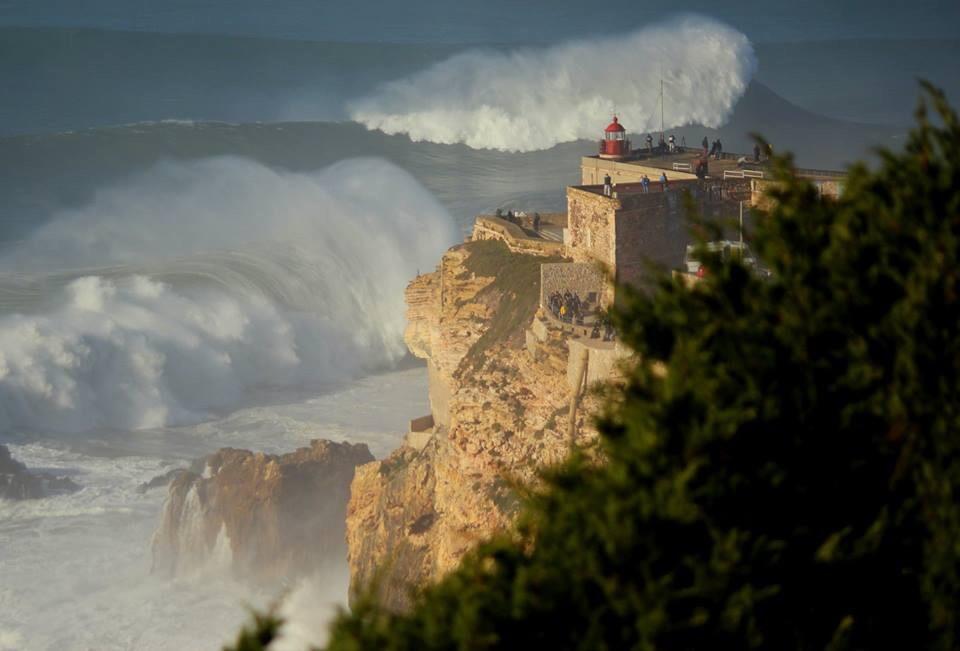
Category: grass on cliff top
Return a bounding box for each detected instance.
[458,239,565,374]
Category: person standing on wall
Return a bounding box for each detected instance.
[646,133,654,154]
[659,171,668,192]
[641,174,650,193]
[603,173,613,197]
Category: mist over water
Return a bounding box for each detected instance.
[350,16,756,151]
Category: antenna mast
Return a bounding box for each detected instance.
[660,77,665,143]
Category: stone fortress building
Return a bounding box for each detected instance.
[463,115,848,429]
[403,114,848,453]
[483,115,846,299]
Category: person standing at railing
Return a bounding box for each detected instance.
[715,139,723,160]
[641,174,650,193]
[696,157,708,179]
[659,172,669,192]
[646,133,653,155]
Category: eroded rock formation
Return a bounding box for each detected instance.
[151,439,373,582]
[347,240,607,610]
[0,444,80,500]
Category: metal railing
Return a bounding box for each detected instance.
[724,169,765,180]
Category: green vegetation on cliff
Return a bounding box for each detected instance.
[457,239,564,372]
[227,85,960,650]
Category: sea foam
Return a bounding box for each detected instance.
[349,15,756,151]
[0,157,455,434]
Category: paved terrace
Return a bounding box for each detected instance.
[619,149,760,178]
[585,147,846,182]
[572,177,750,204]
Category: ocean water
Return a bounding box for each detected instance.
[0,368,429,650]
[0,12,957,650]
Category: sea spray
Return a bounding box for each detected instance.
[0,157,456,434]
[349,15,756,151]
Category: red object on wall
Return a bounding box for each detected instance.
[599,116,630,159]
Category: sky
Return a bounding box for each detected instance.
[1,0,959,43]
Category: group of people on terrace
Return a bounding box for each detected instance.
[698,136,724,160]
[495,208,542,232]
[591,312,616,342]
[548,290,589,326]
[546,290,616,341]
[644,133,686,155]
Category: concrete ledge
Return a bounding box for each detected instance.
[472,216,566,258]
[525,328,540,359]
[531,317,549,343]
[541,309,596,339]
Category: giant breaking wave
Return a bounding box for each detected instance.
[349,15,756,151]
[0,157,455,434]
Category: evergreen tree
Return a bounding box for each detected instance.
[228,84,960,651]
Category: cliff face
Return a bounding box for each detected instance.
[346,240,604,610]
[151,439,373,582]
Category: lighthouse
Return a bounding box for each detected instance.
[598,116,631,160]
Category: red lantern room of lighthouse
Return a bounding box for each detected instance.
[599,116,631,159]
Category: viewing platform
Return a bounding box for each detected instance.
[471,212,568,257]
[583,147,846,186]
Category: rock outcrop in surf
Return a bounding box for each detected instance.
[151,439,373,582]
[0,444,80,500]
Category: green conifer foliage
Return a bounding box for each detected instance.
[228,85,960,651]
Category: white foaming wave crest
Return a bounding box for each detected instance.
[0,157,456,434]
[349,15,756,151]
[0,629,23,651]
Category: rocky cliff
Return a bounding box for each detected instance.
[151,439,373,582]
[346,239,608,610]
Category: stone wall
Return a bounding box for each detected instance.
[566,338,631,390]
[565,187,617,267]
[752,177,844,210]
[539,262,605,310]
[613,193,687,289]
[581,156,697,185]
[567,181,756,292]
